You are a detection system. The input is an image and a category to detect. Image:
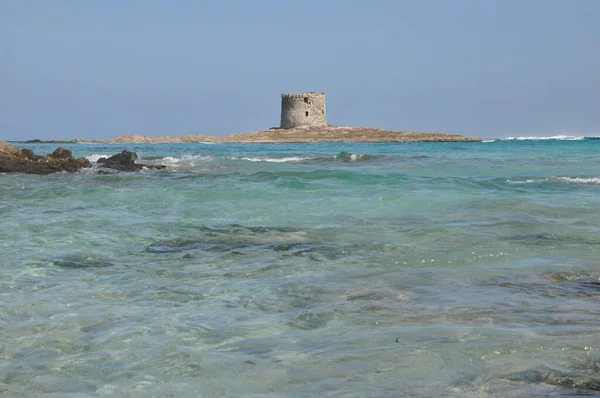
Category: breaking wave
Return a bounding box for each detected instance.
[507,176,600,185]
[502,135,597,141]
[156,154,214,170]
[236,156,313,163]
[334,151,379,163]
[85,154,111,162]
[81,151,386,173]
[229,152,381,164]
[556,177,600,184]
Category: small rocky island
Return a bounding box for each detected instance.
[94,126,480,144]
[102,92,477,143]
[62,92,482,144]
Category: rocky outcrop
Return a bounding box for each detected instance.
[0,141,91,174]
[97,150,166,172]
[0,141,25,158]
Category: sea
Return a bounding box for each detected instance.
[1,136,600,397]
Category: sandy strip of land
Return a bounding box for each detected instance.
[91,126,480,144]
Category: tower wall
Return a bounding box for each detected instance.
[280,92,327,129]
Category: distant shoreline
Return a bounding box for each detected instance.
[23,126,482,144]
[22,139,88,144]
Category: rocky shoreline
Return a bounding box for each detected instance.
[0,141,91,174]
[0,142,164,174]
[25,126,481,144]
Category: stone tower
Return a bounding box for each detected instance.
[280,92,326,129]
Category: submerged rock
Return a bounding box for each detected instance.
[97,150,166,172]
[52,254,114,268]
[145,223,366,262]
[544,270,600,300]
[146,225,313,253]
[0,141,91,174]
[503,367,600,393]
[288,311,333,330]
[549,270,600,282]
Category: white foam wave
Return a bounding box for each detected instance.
[481,139,497,143]
[158,154,214,169]
[334,152,375,162]
[504,135,585,141]
[507,177,600,185]
[78,167,116,175]
[347,154,363,162]
[86,154,111,162]
[506,178,549,184]
[236,156,311,163]
[556,177,600,184]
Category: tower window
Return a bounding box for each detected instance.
[305,111,309,116]
[304,97,309,103]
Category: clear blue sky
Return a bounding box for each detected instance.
[2,0,599,140]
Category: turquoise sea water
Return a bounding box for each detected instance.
[1,139,600,396]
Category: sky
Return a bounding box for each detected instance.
[2,0,600,141]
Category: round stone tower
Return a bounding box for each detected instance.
[280,92,327,129]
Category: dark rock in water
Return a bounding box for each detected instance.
[20,148,43,161]
[25,139,42,143]
[0,141,91,174]
[97,150,166,172]
[109,150,138,164]
[52,254,114,268]
[48,147,73,159]
[273,243,297,251]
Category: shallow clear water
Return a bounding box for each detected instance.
[1,140,600,396]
